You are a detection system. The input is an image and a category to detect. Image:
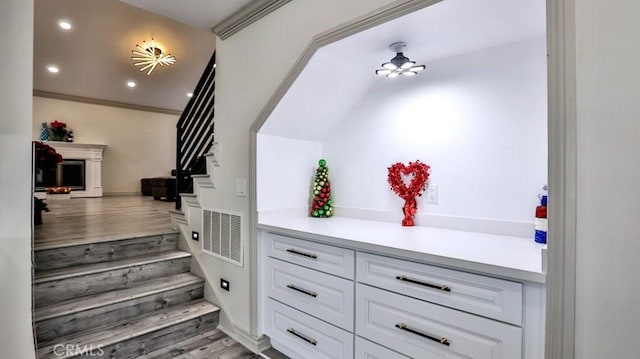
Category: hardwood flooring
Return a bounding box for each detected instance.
[34,195,176,250]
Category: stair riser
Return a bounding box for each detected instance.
[35,234,179,271]
[67,313,219,359]
[36,284,204,344]
[34,257,191,306]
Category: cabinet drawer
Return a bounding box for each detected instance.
[265,232,354,279]
[355,337,409,359]
[265,298,354,359]
[356,284,522,359]
[356,252,523,325]
[265,257,354,331]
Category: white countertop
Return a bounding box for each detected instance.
[258,211,547,283]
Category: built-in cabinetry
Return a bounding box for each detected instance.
[259,225,545,359]
[263,233,355,358]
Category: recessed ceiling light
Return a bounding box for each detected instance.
[58,20,72,31]
[126,81,136,88]
[187,92,193,98]
[47,65,59,74]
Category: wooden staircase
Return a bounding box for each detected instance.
[33,232,257,359]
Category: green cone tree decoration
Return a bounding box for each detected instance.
[310,159,333,218]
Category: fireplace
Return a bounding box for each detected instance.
[35,159,86,191]
[34,142,107,198]
[58,160,86,190]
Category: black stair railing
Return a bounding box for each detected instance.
[176,51,216,209]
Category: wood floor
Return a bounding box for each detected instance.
[34,195,176,250]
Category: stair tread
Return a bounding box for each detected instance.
[34,250,191,284]
[136,329,226,359]
[34,230,180,251]
[35,273,204,322]
[37,300,220,359]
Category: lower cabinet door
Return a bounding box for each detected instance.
[356,284,522,359]
[355,337,410,359]
[265,298,354,359]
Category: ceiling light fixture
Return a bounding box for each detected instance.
[47,65,60,74]
[58,20,72,31]
[187,92,193,98]
[126,81,136,88]
[375,42,425,78]
[131,38,176,76]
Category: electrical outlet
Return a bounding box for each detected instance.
[427,184,438,204]
[220,278,230,291]
[191,231,199,241]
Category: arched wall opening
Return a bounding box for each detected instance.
[255,0,547,235]
[247,1,575,357]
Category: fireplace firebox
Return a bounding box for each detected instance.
[35,159,86,191]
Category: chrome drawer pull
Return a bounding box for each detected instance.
[286,248,318,259]
[396,275,451,292]
[287,328,318,346]
[286,284,318,298]
[395,323,450,346]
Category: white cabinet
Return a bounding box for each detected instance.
[356,283,522,359]
[265,298,354,359]
[262,233,355,359]
[355,337,409,359]
[260,231,544,359]
[356,252,523,325]
[265,257,354,331]
[264,232,355,278]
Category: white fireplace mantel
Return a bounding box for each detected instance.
[45,142,107,198]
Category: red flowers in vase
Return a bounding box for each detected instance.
[49,120,68,141]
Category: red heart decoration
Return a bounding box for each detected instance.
[388,161,430,200]
[387,160,430,226]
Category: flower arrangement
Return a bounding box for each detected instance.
[49,120,69,141]
[33,141,63,169]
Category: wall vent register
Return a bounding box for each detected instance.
[202,208,243,266]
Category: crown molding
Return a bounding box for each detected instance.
[213,0,291,40]
[33,90,182,116]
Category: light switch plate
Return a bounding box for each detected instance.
[235,178,247,197]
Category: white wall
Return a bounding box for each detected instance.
[257,135,322,212]
[574,1,640,358]
[324,37,547,225]
[211,0,396,333]
[0,0,36,357]
[33,97,178,195]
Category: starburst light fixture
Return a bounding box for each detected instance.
[131,39,176,75]
[375,42,425,78]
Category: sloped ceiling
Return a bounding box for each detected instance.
[259,0,546,140]
[34,0,217,112]
[120,0,254,31]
